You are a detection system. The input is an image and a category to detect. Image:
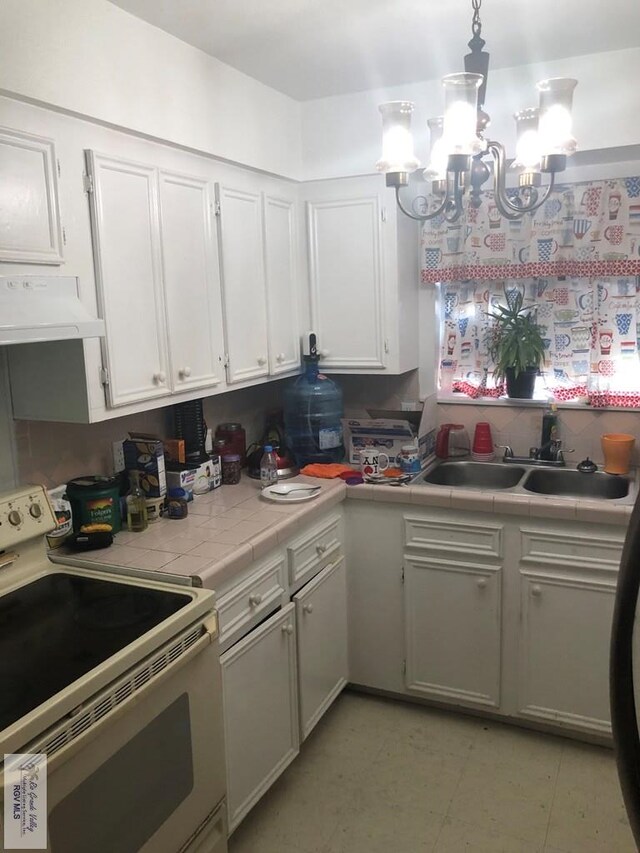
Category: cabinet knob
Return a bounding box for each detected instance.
[281,623,294,635]
[257,356,267,366]
[248,593,263,607]
[316,543,327,555]
[476,577,487,589]
[303,603,314,615]
[179,366,192,378]
[153,371,166,384]
[277,352,286,363]
[531,584,542,597]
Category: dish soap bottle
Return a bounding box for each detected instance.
[126,472,148,532]
[260,445,278,490]
[540,401,559,461]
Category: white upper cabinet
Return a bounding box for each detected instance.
[263,193,300,375]
[215,183,269,385]
[0,127,64,264]
[86,151,170,407]
[303,176,419,375]
[158,171,225,393]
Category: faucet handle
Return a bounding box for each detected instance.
[556,447,575,464]
[495,444,513,459]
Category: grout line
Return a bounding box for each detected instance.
[542,741,564,849]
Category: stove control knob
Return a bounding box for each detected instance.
[29,503,43,519]
[8,509,22,526]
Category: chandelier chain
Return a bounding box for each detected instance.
[471,0,482,39]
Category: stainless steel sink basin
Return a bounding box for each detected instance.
[522,468,630,500]
[420,461,527,490]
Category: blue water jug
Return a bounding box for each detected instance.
[283,357,344,466]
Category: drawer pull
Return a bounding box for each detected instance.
[281,623,293,635]
[303,603,314,614]
[153,371,166,384]
[248,593,263,607]
[316,543,327,555]
[476,578,487,590]
[531,584,542,597]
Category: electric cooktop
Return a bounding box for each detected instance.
[0,573,191,731]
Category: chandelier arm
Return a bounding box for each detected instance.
[487,141,557,219]
[443,172,466,224]
[394,186,449,222]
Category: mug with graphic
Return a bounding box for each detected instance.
[571,326,590,351]
[447,234,462,254]
[447,332,457,355]
[555,333,571,351]
[424,247,442,269]
[599,330,613,355]
[615,279,634,298]
[577,291,594,311]
[605,225,624,245]
[488,203,501,229]
[608,191,622,221]
[552,286,569,306]
[580,186,602,216]
[625,177,640,198]
[517,245,530,263]
[537,237,558,261]
[573,219,592,240]
[544,198,562,219]
[444,291,458,318]
[615,313,633,336]
[576,245,595,261]
[484,232,506,253]
[359,448,390,477]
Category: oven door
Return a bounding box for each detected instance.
[30,617,226,853]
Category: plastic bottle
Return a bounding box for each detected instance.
[260,445,278,489]
[540,401,559,460]
[283,356,344,466]
[126,473,148,532]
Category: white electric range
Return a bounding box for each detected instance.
[0,485,227,853]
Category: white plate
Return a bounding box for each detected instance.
[260,486,321,503]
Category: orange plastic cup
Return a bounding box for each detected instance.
[601,433,636,475]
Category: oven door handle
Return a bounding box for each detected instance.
[41,622,217,773]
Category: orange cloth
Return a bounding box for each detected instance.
[300,463,359,479]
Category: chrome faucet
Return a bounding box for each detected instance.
[496,441,574,467]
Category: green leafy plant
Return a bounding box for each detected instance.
[486,290,545,382]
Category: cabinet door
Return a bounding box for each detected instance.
[307,195,385,370]
[220,604,299,832]
[263,193,300,375]
[518,570,615,734]
[215,184,269,384]
[159,171,225,392]
[0,127,63,264]
[294,558,348,740]
[404,555,501,708]
[86,151,169,407]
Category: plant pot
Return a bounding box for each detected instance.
[505,366,538,399]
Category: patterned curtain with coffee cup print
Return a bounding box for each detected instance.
[422,176,640,283]
[441,277,640,407]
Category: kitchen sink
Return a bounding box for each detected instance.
[419,461,527,490]
[522,468,630,500]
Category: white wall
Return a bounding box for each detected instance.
[0,0,302,180]
[301,47,640,180]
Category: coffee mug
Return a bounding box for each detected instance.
[573,218,592,240]
[544,198,562,219]
[537,237,558,261]
[625,177,640,198]
[605,225,624,245]
[424,247,442,269]
[484,232,506,252]
[581,187,602,216]
[359,448,390,476]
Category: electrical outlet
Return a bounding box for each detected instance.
[112,440,125,474]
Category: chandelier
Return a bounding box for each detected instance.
[376,0,578,222]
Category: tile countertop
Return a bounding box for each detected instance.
[53,470,634,589]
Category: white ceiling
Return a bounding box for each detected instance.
[109,0,640,101]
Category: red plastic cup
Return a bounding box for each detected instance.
[473,422,494,454]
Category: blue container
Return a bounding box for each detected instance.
[283,358,344,466]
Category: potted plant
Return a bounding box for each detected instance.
[486,290,545,399]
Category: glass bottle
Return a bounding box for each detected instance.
[126,472,148,532]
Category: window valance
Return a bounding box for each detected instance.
[422,176,640,283]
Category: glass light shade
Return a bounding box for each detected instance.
[423,116,448,180]
[376,101,420,174]
[536,78,578,156]
[512,108,541,170]
[441,73,483,156]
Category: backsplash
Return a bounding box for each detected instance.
[437,403,640,467]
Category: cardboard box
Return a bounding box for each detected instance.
[341,418,416,467]
[164,438,186,464]
[166,467,196,498]
[124,434,166,497]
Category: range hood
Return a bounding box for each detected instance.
[0,276,105,345]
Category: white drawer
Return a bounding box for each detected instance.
[520,526,624,571]
[287,513,342,591]
[404,515,503,560]
[217,555,286,651]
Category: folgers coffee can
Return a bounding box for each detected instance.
[65,475,122,533]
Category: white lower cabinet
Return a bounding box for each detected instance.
[404,555,501,708]
[220,603,299,832]
[516,525,622,735]
[294,557,348,740]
